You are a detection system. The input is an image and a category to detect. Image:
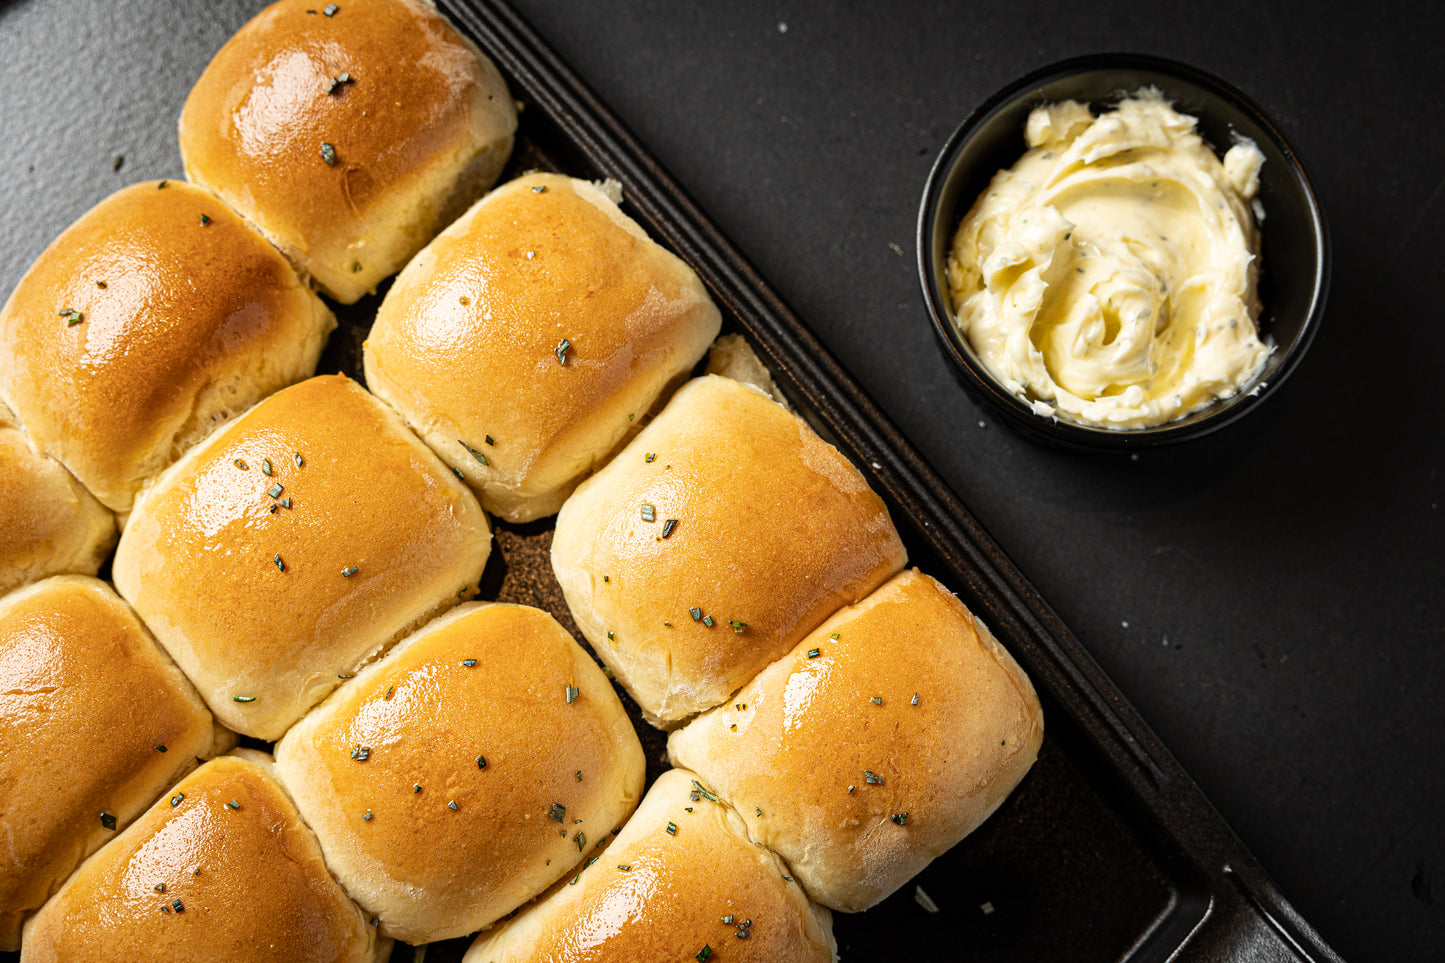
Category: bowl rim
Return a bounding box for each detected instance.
[916,52,1331,450]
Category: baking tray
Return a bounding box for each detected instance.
[0,0,1343,960]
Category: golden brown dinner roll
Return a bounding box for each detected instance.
[364,172,722,522]
[668,569,1044,912]
[464,768,837,963]
[551,375,906,726]
[113,375,491,740]
[19,752,389,963]
[0,179,334,513]
[179,0,518,303]
[275,602,645,944]
[0,576,230,950]
[0,421,115,597]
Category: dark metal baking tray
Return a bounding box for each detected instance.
[0,0,1343,959]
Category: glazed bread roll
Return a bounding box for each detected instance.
[275,602,645,944]
[113,375,491,740]
[0,576,230,950]
[464,768,837,963]
[668,569,1044,912]
[0,180,334,513]
[0,421,115,597]
[551,374,906,726]
[364,172,722,522]
[180,0,518,303]
[19,752,389,963]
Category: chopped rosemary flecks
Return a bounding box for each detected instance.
[233,695,257,703]
[729,620,748,634]
[96,280,107,288]
[755,806,763,817]
[157,180,167,189]
[476,755,487,769]
[294,452,303,467]
[911,693,919,706]
[864,770,881,785]
[566,683,579,704]
[171,899,184,913]
[892,812,909,825]
[736,929,751,939]
[532,184,547,193]
[170,793,185,807]
[645,452,656,463]
[549,802,566,822]
[807,648,820,659]
[199,214,211,226]
[830,633,840,640]
[666,821,677,836]
[341,565,359,577]
[362,810,373,821]
[349,745,370,761]
[847,785,855,794]
[261,458,272,476]
[447,801,459,811]
[113,155,124,171]
[268,505,279,514]
[576,832,586,851]
[327,72,353,94]
[59,308,84,326]
[690,780,720,802]
[338,673,355,679]
[280,496,291,510]
[702,615,714,628]
[461,658,477,667]
[320,142,337,165]
[871,696,883,706]
[272,553,284,572]
[782,874,793,881]
[155,883,165,893]
[696,945,712,962]
[689,606,703,621]
[233,459,248,470]
[413,784,422,793]
[155,745,167,753]
[661,519,678,538]
[618,864,632,872]
[640,503,656,523]
[226,800,240,810]
[607,631,615,640]
[555,338,570,364]
[351,261,362,273]
[576,770,583,781]
[459,439,490,466]
[100,811,117,830]
[721,915,733,924]
[267,483,284,498]
[323,2,338,13]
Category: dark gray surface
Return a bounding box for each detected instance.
[0,2,1440,961]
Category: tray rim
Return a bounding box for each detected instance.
[435,1,1347,961]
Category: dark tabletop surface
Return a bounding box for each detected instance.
[1,2,1441,961]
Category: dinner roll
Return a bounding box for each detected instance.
[668,569,1044,912]
[0,179,334,513]
[0,576,229,950]
[275,602,645,944]
[180,0,518,303]
[113,375,491,740]
[551,375,906,726]
[0,421,115,597]
[364,172,722,522]
[19,752,389,963]
[464,768,837,963]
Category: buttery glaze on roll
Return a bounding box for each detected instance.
[275,603,645,944]
[552,375,906,726]
[19,752,389,963]
[464,768,837,963]
[0,180,334,512]
[364,172,722,522]
[113,375,491,740]
[0,420,115,597]
[668,569,1043,912]
[0,576,230,951]
[947,91,1269,428]
[180,0,518,303]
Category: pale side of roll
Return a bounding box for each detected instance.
[180,0,518,303]
[0,421,115,597]
[0,180,334,513]
[364,172,722,522]
[0,576,232,950]
[113,375,491,740]
[668,569,1044,911]
[18,752,389,963]
[464,768,837,963]
[551,374,906,726]
[274,602,646,944]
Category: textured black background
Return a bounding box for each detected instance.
[0,1,1441,961]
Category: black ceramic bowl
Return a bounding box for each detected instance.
[917,54,1329,450]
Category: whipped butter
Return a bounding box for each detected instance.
[947,90,1270,429]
